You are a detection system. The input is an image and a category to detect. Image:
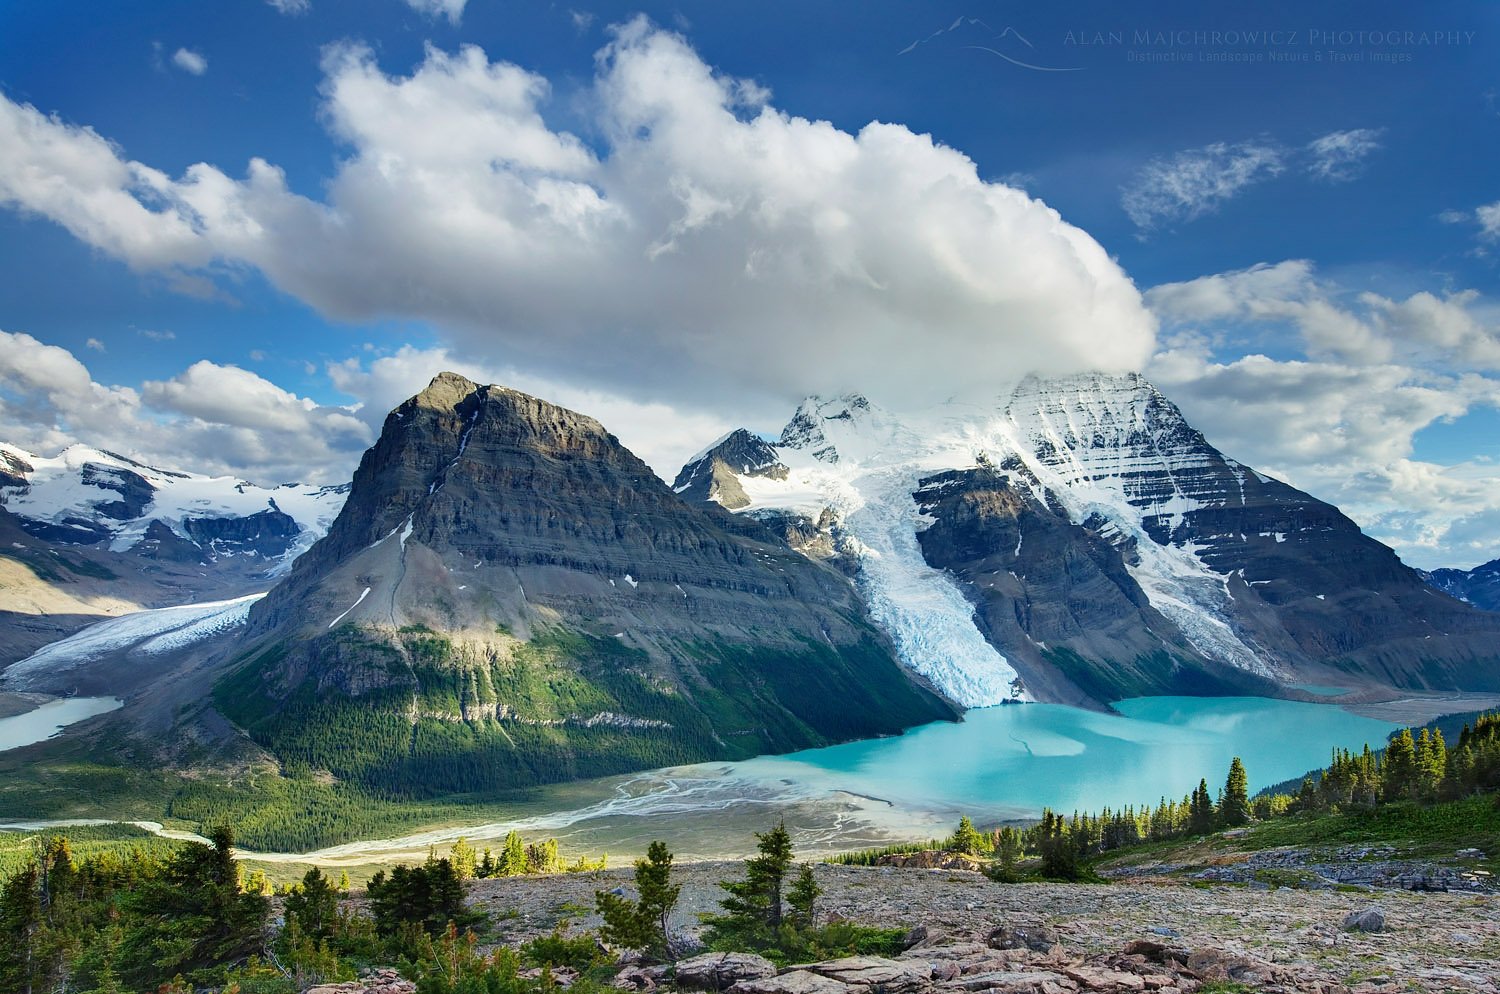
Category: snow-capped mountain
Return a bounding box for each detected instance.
[1423,558,1500,612]
[0,442,348,574]
[676,373,1500,707]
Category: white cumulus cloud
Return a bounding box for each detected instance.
[403,0,467,24]
[1148,262,1500,569]
[0,18,1157,418]
[1478,200,1500,240]
[171,48,208,76]
[0,331,370,485]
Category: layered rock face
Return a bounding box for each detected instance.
[227,373,953,796]
[675,373,1500,706]
[910,465,1272,706]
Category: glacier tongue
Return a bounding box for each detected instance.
[827,466,1024,708]
[759,397,1024,707]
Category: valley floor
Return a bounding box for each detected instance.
[464,862,1500,993]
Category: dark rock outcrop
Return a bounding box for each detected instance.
[183,505,302,559]
[131,519,209,563]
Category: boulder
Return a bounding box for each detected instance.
[803,956,933,992]
[987,925,1061,954]
[307,969,416,994]
[939,971,1071,993]
[1183,949,1276,985]
[1061,966,1145,991]
[675,953,779,991]
[1342,906,1386,933]
[729,971,854,994]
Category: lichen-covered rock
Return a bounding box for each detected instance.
[674,952,778,990]
[1343,906,1386,933]
[801,956,933,992]
[987,925,1061,954]
[728,970,853,994]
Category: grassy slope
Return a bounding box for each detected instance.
[1091,794,1500,879]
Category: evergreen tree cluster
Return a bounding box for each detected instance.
[0,826,269,993]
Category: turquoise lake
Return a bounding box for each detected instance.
[269,696,1401,865]
[0,697,122,753]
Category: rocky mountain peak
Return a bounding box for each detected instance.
[411,370,482,412]
[672,429,788,510]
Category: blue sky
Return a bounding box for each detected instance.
[1,0,1498,568]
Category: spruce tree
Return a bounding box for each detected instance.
[1220,757,1252,827]
[595,841,680,962]
[1383,728,1417,801]
[992,827,1024,881]
[1035,810,1078,880]
[499,831,527,877]
[706,821,796,948]
[785,864,821,930]
[951,815,986,855]
[1188,779,1215,834]
[284,867,339,942]
[450,838,477,880]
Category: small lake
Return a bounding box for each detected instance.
[0,697,123,752]
[255,696,1399,866]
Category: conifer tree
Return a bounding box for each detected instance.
[595,841,680,962]
[785,864,821,930]
[499,831,527,877]
[1384,729,1417,801]
[1189,779,1215,834]
[1035,810,1078,880]
[993,827,1024,881]
[951,815,986,855]
[706,821,797,947]
[284,867,339,943]
[450,838,477,879]
[1219,757,1252,827]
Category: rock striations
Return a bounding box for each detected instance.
[221,373,954,796]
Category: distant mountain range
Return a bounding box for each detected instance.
[1421,559,1500,613]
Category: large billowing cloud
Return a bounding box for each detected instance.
[0,18,1155,414]
[1147,261,1500,569]
[0,331,370,484]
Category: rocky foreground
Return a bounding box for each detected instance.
[324,861,1500,994]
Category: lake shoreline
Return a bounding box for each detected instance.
[0,691,52,719]
[1335,691,1500,727]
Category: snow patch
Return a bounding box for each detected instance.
[328,588,372,629]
